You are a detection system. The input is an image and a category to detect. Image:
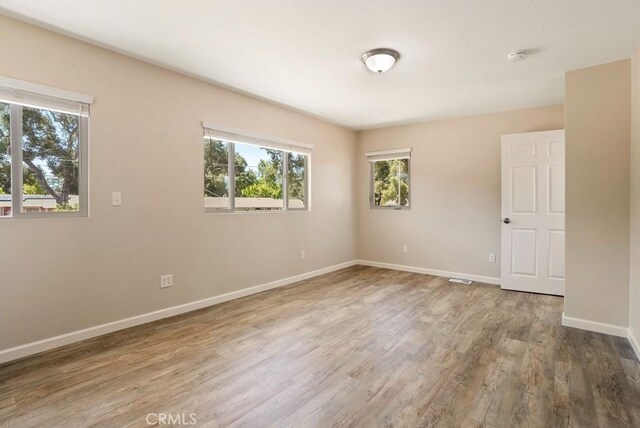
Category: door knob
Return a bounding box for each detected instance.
[503,218,511,224]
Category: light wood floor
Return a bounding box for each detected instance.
[1,266,639,427]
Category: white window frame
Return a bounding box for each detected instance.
[203,122,311,213]
[367,148,412,210]
[0,76,93,219]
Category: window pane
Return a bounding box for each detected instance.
[0,103,10,217]
[21,107,81,213]
[373,159,410,207]
[234,143,283,211]
[204,138,230,209]
[287,152,306,209]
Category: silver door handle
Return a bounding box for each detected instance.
[503,218,511,224]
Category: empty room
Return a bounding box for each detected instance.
[1,1,640,427]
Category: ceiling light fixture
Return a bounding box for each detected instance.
[361,48,400,73]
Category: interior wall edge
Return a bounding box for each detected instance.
[629,46,640,360]
[564,59,631,329]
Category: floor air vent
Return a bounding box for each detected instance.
[448,278,473,285]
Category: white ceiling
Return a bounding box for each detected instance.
[1,1,640,130]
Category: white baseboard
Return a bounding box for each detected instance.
[561,312,628,337]
[4,260,637,365]
[628,329,640,360]
[355,259,501,285]
[0,260,358,365]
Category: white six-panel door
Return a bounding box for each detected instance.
[501,130,565,296]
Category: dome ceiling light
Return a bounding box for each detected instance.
[361,48,400,74]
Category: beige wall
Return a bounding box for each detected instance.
[4,13,634,356]
[565,60,631,328]
[0,16,357,351]
[356,106,564,279]
[630,49,640,341]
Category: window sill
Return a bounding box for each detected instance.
[204,209,309,216]
[369,206,411,211]
[0,213,89,220]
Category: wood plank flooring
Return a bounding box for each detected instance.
[1,266,639,427]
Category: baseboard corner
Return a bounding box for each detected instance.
[628,328,640,360]
[561,312,628,337]
[355,259,501,285]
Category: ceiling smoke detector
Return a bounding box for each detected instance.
[507,50,528,63]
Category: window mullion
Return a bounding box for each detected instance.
[370,162,374,207]
[397,169,401,206]
[407,159,411,208]
[229,142,235,212]
[9,104,23,217]
[283,151,288,210]
[304,155,309,209]
[79,115,89,217]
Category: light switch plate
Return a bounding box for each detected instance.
[112,192,122,206]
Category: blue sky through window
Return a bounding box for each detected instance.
[235,143,269,169]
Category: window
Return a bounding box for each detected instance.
[368,148,411,209]
[203,124,311,212]
[0,77,92,218]
[234,142,284,211]
[287,152,306,209]
[203,139,230,209]
[0,102,10,217]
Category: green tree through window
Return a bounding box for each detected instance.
[287,152,305,207]
[22,107,80,211]
[373,159,409,207]
[240,149,283,199]
[204,139,231,198]
[204,137,308,211]
[0,104,81,213]
[0,103,10,198]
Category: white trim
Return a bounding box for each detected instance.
[501,129,565,139]
[366,148,412,162]
[13,261,640,366]
[202,121,312,154]
[0,260,357,365]
[0,75,94,104]
[561,313,628,337]
[365,148,412,157]
[628,329,640,360]
[355,259,501,285]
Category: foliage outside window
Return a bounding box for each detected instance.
[287,152,306,209]
[204,133,309,212]
[0,103,10,216]
[371,158,410,208]
[0,100,88,218]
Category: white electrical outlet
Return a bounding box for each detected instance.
[301,250,306,260]
[402,245,408,254]
[489,253,496,263]
[112,192,122,206]
[160,274,173,288]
